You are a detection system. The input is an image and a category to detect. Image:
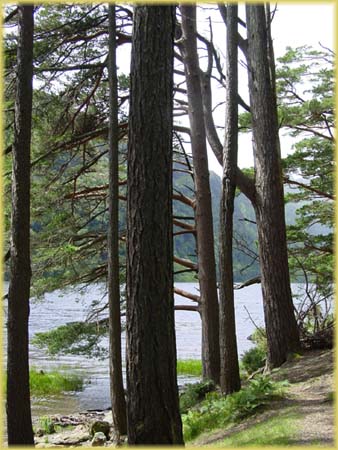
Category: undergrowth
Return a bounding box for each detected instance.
[182,375,288,442]
[180,380,215,413]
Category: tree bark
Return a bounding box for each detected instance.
[107,4,127,437]
[6,5,35,445]
[245,5,300,368]
[219,3,241,394]
[180,4,220,384]
[126,5,183,445]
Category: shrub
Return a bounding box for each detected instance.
[241,346,266,374]
[250,327,267,352]
[179,380,215,413]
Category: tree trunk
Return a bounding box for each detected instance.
[219,3,241,394]
[126,5,183,445]
[245,5,300,368]
[180,4,220,384]
[107,4,127,437]
[6,5,35,445]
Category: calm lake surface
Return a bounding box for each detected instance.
[3,282,305,418]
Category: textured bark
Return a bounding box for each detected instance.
[126,5,183,445]
[245,5,300,368]
[107,5,127,436]
[198,47,256,206]
[219,4,241,394]
[180,4,220,384]
[6,5,34,445]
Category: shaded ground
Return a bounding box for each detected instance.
[194,349,335,447]
[13,349,334,447]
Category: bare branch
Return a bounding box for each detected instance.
[174,286,200,304]
[174,304,199,313]
[234,276,261,290]
[173,255,198,271]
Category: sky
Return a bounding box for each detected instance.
[198,3,335,174]
[110,3,335,175]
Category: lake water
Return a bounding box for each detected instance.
[3,282,304,418]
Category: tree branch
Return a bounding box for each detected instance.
[173,255,198,271]
[284,176,334,200]
[174,286,200,304]
[234,275,261,290]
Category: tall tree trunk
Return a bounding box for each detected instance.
[107,4,127,437]
[180,4,220,384]
[219,3,241,394]
[126,5,183,445]
[245,5,300,368]
[6,5,34,445]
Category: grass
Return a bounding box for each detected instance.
[214,411,299,447]
[37,416,55,434]
[35,416,75,435]
[29,368,84,396]
[177,359,202,377]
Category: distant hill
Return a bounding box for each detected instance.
[173,169,260,282]
[173,169,318,283]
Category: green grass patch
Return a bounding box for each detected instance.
[182,375,289,442]
[177,359,202,377]
[215,411,299,446]
[34,416,75,435]
[30,368,84,396]
[37,416,56,434]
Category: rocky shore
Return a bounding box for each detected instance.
[33,410,126,448]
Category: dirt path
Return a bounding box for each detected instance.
[195,349,335,446]
[282,359,334,445]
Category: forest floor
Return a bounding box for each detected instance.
[192,348,335,447]
[31,348,335,447]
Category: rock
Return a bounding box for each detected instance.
[35,444,65,448]
[106,434,127,447]
[35,428,45,437]
[91,432,107,447]
[47,425,90,445]
[103,411,112,424]
[90,420,111,438]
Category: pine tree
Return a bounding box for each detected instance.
[126,5,183,444]
[6,5,35,445]
[245,4,300,367]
